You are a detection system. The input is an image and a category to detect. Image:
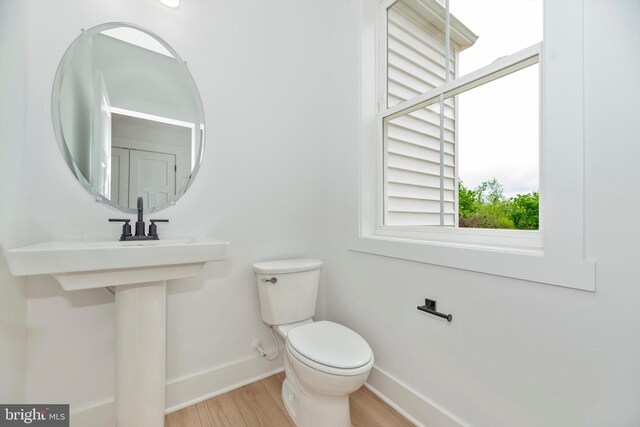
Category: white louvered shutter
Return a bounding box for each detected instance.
[385,2,457,227]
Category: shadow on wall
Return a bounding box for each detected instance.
[26,275,114,308]
[0,246,27,402]
[167,258,233,296]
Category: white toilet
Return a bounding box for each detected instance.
[253,259,374,427]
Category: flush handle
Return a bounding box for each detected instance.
[261,277,277,284]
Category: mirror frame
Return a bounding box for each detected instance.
[51,22,206,214]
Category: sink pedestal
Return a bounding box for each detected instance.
[115,281,166,427]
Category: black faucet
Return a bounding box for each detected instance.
[109,196,168,241]
[135,196,146,237]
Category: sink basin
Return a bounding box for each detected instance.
[6,237,228,290]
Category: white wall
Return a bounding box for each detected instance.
[324,1,640,426]
[20,0,336,414]
[0,0,29,404]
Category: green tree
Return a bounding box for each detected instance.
[509,192,539,230]
[476,178,505,204]
[474,200,516,229]
[457,178,538,230]
[458,180,477,218]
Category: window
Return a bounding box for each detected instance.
[353,0,595,290]
[379,0,543,248]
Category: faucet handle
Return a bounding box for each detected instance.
[148,219,169,240]
[109,219,132,241]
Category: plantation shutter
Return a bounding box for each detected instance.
[385,2,457,226]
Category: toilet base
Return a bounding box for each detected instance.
[281,350,358,427]
[281,376,352,427]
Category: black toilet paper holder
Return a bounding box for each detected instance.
[417,299,453,322]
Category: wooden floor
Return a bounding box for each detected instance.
[166,372,414,427]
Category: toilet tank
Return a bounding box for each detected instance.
[252,259,323,326]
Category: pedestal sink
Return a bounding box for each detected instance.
[5,237,229,427]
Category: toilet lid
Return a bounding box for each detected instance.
[287,321,373,369]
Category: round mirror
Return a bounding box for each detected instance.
[52,23,205,213]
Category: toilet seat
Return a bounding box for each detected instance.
[287,321,373,376]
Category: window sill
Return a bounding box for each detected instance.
[348,235,596,292]
[376,226,544,252]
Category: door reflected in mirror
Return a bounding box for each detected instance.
[53,23,205,213]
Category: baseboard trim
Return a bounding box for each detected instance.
[365,366,467,427]
[70,400,114,427]
[70,351,284,426]
[165,351,284,413]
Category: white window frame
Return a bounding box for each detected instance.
[351,0,596,291]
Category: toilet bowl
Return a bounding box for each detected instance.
[279,320,374,427]
[253,259,374,427]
